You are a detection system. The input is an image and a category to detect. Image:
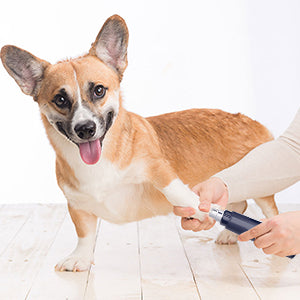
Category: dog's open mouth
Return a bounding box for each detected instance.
[77,111,114,165]
[56,111,114,165]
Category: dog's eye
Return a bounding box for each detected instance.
[93,85,107,100]
[53,94,70,109]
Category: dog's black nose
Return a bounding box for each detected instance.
[74,120,96,140]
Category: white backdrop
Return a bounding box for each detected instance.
[0,0,299,204]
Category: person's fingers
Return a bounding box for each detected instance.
[181,218,192,230]
[199,193,213,212]
[238,220,272,241]
[181,218,201,231]
[202,219,216,230]
[261,243,280,255]
[191,184,201,197]
[253,232,274,249]
[192,179,229,213]
[218,191,229,209]
[192,222,207,232]
[191,215,214,231]
[173,206,196,217]
[195,186,213,212]
[274,250,290,257]
[181,215,214,232]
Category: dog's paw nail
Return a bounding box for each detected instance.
[216,230,238,245]
[55,254,93,272]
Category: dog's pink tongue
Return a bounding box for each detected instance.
[79,140,101,165]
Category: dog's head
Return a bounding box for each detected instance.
[1,15,128,165]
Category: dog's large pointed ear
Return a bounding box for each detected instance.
[1,45,50,98]
[90,15,129,81]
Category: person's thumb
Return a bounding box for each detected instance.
[199,195,212,212]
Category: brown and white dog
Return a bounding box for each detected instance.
[1,15,278,272]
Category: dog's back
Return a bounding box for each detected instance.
[147,108,273,186]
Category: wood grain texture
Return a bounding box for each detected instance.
[26,208,90,300]
[138,216,200,300]
[0,203,299,300]
[0,204,66,299]
[84,220,141,300]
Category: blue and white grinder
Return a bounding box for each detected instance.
[209,206,295,259]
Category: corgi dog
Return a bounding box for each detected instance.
[1,15,278,272]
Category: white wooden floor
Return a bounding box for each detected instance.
[0,203,300,300]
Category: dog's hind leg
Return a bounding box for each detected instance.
[253,194,279,218]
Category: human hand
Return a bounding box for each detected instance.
[173,177,229,231]
[238,211,300,257]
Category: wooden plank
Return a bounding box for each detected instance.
[84,220,141,300]
[0,204,33,255]
[236,203,300,300]
[26,209,92,300]
[0,204,66,300]
[0,202,298,299]
[176,218,259,300]
[138,215,200,300]
[237,241,300,300]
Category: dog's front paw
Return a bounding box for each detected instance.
[215,229,238,245]
[55,254,94,272]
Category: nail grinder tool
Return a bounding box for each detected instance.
[209,206,295,259]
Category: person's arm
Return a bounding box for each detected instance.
[215,109,300,203]
[174,109,300,231]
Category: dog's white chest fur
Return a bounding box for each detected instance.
[62,152,149,224]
